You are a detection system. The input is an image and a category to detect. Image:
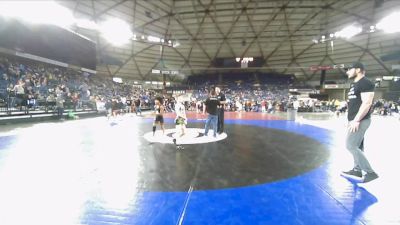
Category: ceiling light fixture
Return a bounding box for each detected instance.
[335,24,362,39]
[376,12,400,33]
[99,18,133,46]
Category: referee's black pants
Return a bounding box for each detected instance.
[217,108,224,133]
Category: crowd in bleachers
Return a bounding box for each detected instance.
[0,55,156,118]
[2,55,400,120]
[188,81,290,113]
[0,54,293,118]
[186,82,400,118]
[373,99,399,116]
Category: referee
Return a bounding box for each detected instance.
[215,87,226,134]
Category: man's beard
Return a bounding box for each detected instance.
[347,71,356,79]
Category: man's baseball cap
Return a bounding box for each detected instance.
[344,62,365,71]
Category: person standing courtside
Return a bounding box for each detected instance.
[134,97,142,116]
[341,62,378,183]
[204,89,220,138]
[215,87,226,134]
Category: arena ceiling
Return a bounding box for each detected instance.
[58,0,400,82]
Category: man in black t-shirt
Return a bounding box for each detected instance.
[341,62,378,183]
[204,89,220,137]
[126,98,132,113]
[134,98,142,115]
[215,87,226,134]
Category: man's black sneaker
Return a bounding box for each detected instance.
[362,172,379,183]
[341,169,363,181]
